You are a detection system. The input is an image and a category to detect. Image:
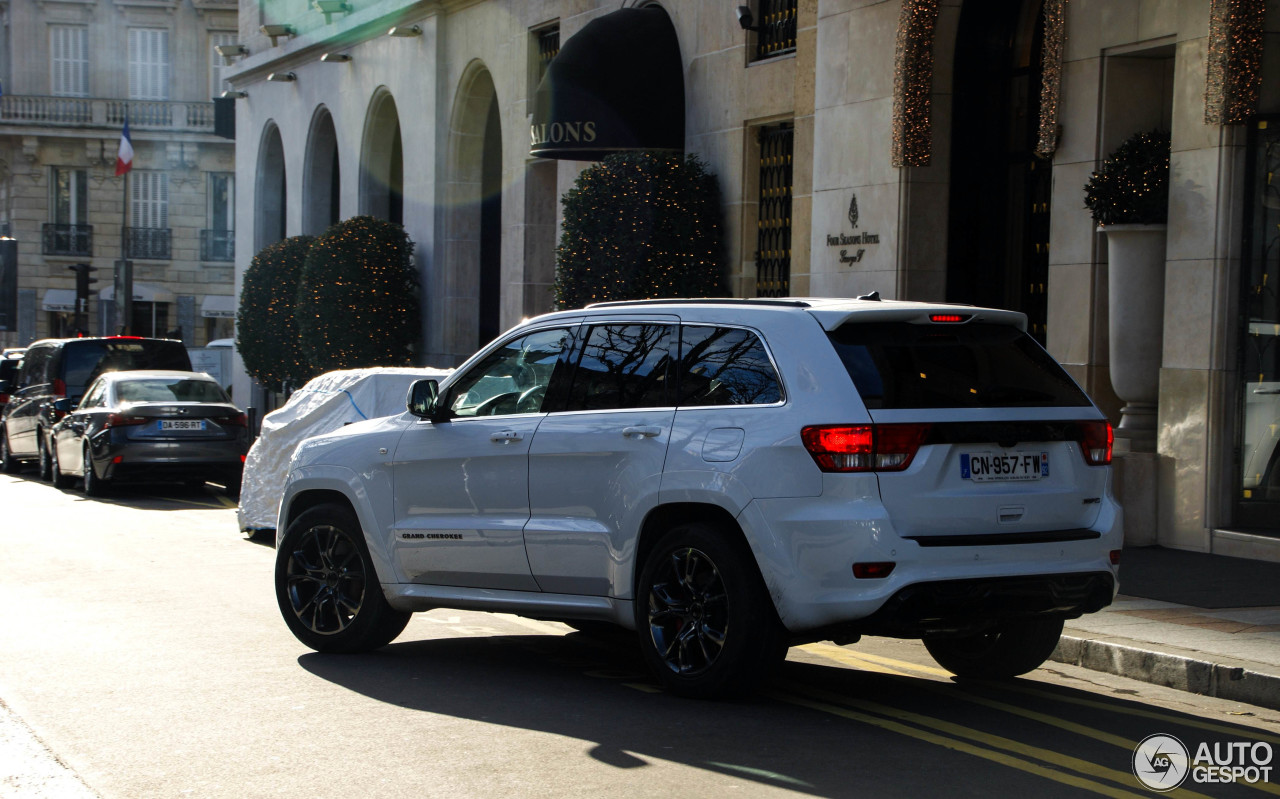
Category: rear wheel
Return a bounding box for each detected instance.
[923,616,1065,679]
[82,441,109,497]
[635,523,787,699]
[0,428,17,474]
[275,503,410,653]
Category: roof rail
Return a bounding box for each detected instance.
[585,297,812,309]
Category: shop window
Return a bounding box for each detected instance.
[748,0,797,62]
[755,123,793,297]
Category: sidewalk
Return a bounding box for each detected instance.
[1054,546,1280,709]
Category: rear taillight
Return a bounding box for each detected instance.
[0,392,8,404]
[801,424,931,473]
[104,413,147,428]
[1076,421,1113,466]
[51,378,66,397]
[217,413,248,427]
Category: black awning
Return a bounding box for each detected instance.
[530,7,685,160]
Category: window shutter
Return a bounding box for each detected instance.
[129,28,169,100]
[209,32,236,100]
[51,26,88,97]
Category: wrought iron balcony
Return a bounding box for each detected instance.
[125,227,172,260]
[200,229,235,262]
[42,223,94,257]
[0,95,216,134]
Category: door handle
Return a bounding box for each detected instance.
[490,430,524,443]
[622,426,662,439]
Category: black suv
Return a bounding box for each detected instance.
[1,337,192,477]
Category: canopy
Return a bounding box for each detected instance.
[530,7,685,160]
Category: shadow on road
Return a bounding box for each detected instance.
[297,630,1278,797]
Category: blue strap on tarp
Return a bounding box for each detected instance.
[291,388,369,420]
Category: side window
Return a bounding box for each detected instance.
[677,326,783,406]
[564,324,676,411]
[19,347,51,389]
[447,328,569,417]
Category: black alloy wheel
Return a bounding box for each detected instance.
[636,523,787,699]
[49,441,69,489]
[275,503,410,653]
[81,440,108,497]
[0,428,16,474]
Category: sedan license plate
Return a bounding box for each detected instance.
[159,419,205,431]
[960,451,1048,482]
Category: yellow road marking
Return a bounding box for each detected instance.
[799,642,951,678]
[768,689,1154,799]
[998,680,1280,747]
[787,682,1217,798]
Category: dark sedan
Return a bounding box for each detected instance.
[49,371,249,497]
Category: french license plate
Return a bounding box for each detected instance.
[159,419,205,431]
[960,451,1048,482]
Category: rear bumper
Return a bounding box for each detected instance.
[94,439,246,484]
[843,570,1115,638]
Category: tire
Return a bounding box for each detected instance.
[635,523,787,699]
[82,441,109,497]
[275,503,410,653]
[0,428,17,474]
[50,441,69,489]
[37,431,52,482]
[923,616,1065,679]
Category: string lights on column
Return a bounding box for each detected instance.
[1205,0,1265,125]
[1035,0,1067,157]
[891,0,939,168]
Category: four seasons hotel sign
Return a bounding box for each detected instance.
[827,192,881,265]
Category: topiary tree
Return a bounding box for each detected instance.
[1083,129,1171,226]
[554,151,727,309]
[236,235,317,394]
[295,215,421,372]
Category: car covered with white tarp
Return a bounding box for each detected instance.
[237,367,450,533]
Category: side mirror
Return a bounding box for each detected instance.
[51,397,75,414]
[407,379,447,421]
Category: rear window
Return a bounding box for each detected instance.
[116,377,230,404]
[827,322,1091,409]
[62,339,192,394]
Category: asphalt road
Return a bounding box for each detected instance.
[2,471,1279,798]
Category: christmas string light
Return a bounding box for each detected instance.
[891,0,939,167]
[1036,0,1067,157]
[1205,0,1265,125]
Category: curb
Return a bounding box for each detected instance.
[1052,635,1280,711]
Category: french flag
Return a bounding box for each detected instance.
[115,118,134,177]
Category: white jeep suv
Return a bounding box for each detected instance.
[274,297,1121,698]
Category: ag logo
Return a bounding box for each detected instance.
[1133,734,1190,791]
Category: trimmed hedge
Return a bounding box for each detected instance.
[1084,130,1171,226]
[295,216,421,372]
[236,235,317,394]
[554,151,726,309]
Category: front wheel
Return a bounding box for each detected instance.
[923,616,1065,679]
[37,432,52,481]
[635,523,787,699]
[275,503,410,653]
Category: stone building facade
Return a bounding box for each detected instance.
[226,0,1280,556]
[0,0,239,348]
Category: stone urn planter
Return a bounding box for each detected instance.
[1084,130,1171,453]
[1099,223,1166,451]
